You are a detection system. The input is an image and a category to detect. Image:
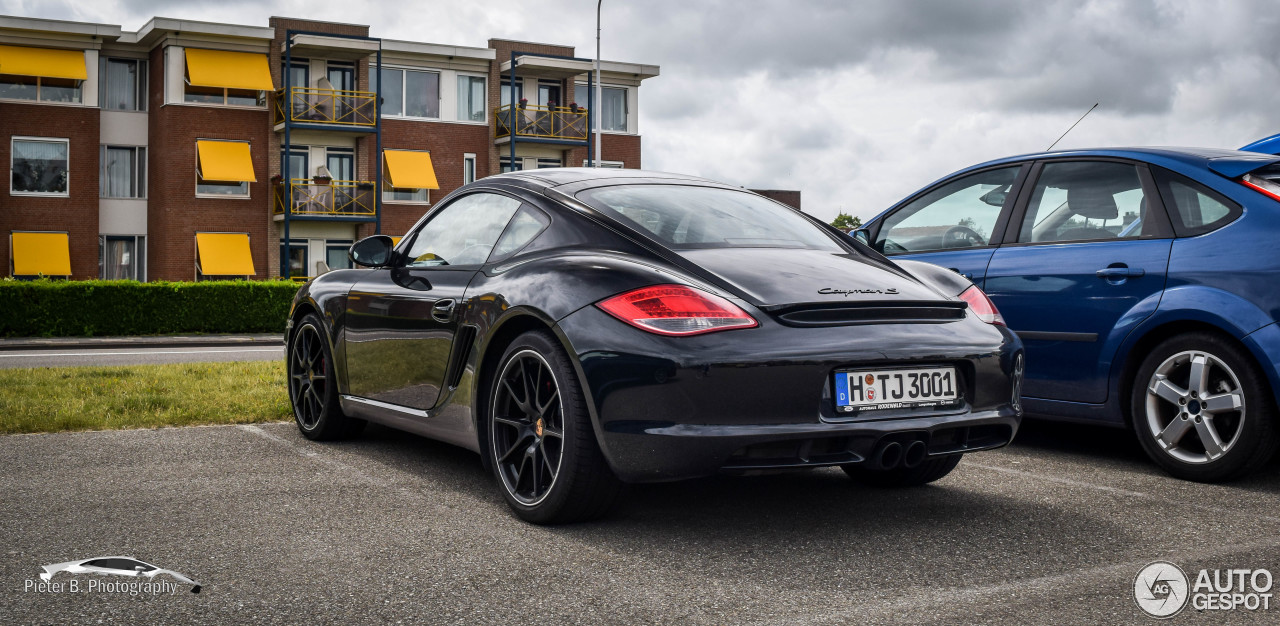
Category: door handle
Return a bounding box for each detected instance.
[1095,266,1145,279]
[948,267,974,280]
[431,299,456,323]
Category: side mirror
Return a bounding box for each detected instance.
[349,235,394,268]
[853,228,871,245]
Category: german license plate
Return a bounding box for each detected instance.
[834,367,958,412]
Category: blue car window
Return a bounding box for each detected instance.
[874,166,1019,254]
[1152,167,1242,237]
[1019,161,1158,243]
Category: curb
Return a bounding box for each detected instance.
[0,335,285,351]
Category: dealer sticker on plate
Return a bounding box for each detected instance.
[834,367,958,412]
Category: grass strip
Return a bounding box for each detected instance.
[0,361,291,434]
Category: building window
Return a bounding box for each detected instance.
[463,153,477,184]
[99,235,145,281]
[500,156,522,173]
[325,240,353,271]
[279,239,308,279]
[536,158,562,169]
[195,140,253,197]
[99,58,147,111]
[500,79,523,107]
[583,160,625,168]
[575,84,628,131]
[100,146,146,198]
[382,149,435,203]
[11,137,69,196]
[0,75,82,103]
[457,75,486,122]
[185,84,263,106]
[379,67,439,119]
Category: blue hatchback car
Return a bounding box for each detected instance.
[858,146,1280,481]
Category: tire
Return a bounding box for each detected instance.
[288,314,365,441]
[1131,332,1279,482]
[486,330,621,524]
[841,454,963,487]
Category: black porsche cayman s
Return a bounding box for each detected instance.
[285,168,1024,523]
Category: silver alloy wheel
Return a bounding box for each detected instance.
[490,349,565,506]
[1145,350,1246,464]
[289,324,327,431]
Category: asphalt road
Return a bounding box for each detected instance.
[0,346,284,368]
[3,418,1279,624]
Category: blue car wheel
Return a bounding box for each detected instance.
[1132,332,1280,482]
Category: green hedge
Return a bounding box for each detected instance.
[0,279,301,337]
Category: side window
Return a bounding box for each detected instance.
[404,193,521,267]
[1018,161,1159,243]
[875,166,1018,254]
[489,206,550,262]
[85,558,153,571]
[1152,166,1242,237]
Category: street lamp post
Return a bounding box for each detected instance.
[595,0,603,167]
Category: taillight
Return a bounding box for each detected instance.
[596,284,758,336]
[959,285,1005,326]
[1242,173,1280,203]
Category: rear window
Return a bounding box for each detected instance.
[1152,166,1241,236]
[577,185,843,251]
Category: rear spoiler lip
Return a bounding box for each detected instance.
[1240,133,1280,155]
[1207,153,1280,178]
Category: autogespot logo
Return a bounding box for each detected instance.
[1134,561,1189,618]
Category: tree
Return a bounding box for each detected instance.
[831,212,862,231]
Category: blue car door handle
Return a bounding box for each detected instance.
[1096,266,1145,279]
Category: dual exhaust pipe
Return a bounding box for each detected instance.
[873,438,928,470]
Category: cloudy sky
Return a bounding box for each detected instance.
[4,0,1280,222]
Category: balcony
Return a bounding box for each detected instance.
[273,179,376,220]
[274,87,376,129]
[494,104,588,144]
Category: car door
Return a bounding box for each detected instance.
[984,159,1174,404]
[869,164,1026,288]
[344,192,523,410]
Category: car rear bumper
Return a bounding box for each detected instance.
[556,306,1024,483]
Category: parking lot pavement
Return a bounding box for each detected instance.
[3,419,1278,625]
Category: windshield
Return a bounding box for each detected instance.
[578,185,844,251]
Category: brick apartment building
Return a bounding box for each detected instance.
[0,15,659,280]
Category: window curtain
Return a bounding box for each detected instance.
[102,147,133,197]
[105,59,137,110]
[602,88,627,131]
[103,238,133,280]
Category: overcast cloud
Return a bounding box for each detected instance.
[5,0,1280,221]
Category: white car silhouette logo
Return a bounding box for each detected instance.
[40,556,201,593]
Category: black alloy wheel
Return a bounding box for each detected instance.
[491,349,565,505]
[288,314,364,441]
[487,330,620,524]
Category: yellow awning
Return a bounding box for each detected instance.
[197,140,257,183]
[384,150,439,189]
[0,45,86,80]
[11,232,71,276]
[195,233,255,276]
[184,48,274,91]
[390,236,402,247]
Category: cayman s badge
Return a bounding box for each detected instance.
[818,287,900,297]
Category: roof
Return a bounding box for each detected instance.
[492,167,718,188]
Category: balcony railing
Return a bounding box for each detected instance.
[274,87,376,127]
[494,104,588,142]
[273,179,376,217]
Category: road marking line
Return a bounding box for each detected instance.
[238,424,390,486]
[0,348,282,357]
[967,461,1280,524]
[812,535,1280,624]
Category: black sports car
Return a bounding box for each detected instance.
[286,168,1024,523]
